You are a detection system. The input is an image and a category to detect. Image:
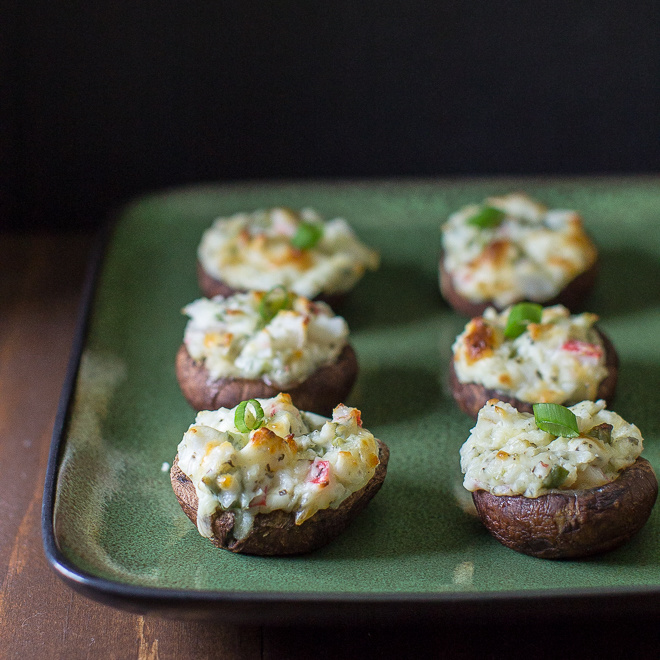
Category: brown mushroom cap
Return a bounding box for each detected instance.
[176,342,358,417]
[471,457,657,559]
[439,252,599,317]
[170,439,389,555]
[449,328,618,418]
[197,260,347,309]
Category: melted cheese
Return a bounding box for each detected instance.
[183,292,349,388]
[176,393,380,539]
[452,305,608,404]
[441,193,598,306]
[460,400,643,497]
[198,207,379,298]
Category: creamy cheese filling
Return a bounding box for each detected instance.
[183,291,349,388]
[452,305,609,404]
[460,400,644,498]
[198,207,380,298]
[441,193,598,306]
[176,393,380,540]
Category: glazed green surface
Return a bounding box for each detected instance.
[53,178,660,596]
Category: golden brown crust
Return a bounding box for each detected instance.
[170,439,390,555]
[449,328,618,418]
[462,317,497,364]
[175,343,358,417]
[438,252,599,317]
[197,260,347,309]
[471,457,658,559]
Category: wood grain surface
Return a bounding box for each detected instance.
[0,233,260,659]
[2,232,659,659]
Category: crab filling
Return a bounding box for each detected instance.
[182,291,349,388]
[452,305,608,404]
[198,207,379,298]
[460,400,643,498]
[177,394,380,540]
[442,193,597,306]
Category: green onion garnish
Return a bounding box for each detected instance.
[542,464,569,489]
[291,221,323,250]
[234,399,265,433]
[258,285,293,325]
[467,205,506,229]
[504,302,543,339]
[584,423,613,445]
[533,403,580,438]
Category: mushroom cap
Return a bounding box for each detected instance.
[170,439,389,555]
[471,457,657,559]
[175,342,358,417]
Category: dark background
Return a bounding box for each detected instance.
[3,1,659,230]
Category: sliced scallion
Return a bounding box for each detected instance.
[533,403,580,438]
[585,422,613,445]
[234,399,265,433]
[291,221,323,250]
[467,205,506,229]
[542,464,569,489]
[504,302,543,339]
[258,285,293,325]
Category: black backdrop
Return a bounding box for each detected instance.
[3,1,659,230]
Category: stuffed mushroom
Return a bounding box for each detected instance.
[171,393,389,555]
[450,303,617,418]
[176,289,358,416]
[197,207,379,304]
[440,193,598,316]
[460,399,657,559]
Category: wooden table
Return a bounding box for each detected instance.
[2,232,658,658]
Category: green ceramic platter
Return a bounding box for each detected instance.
[43,178,660,623]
